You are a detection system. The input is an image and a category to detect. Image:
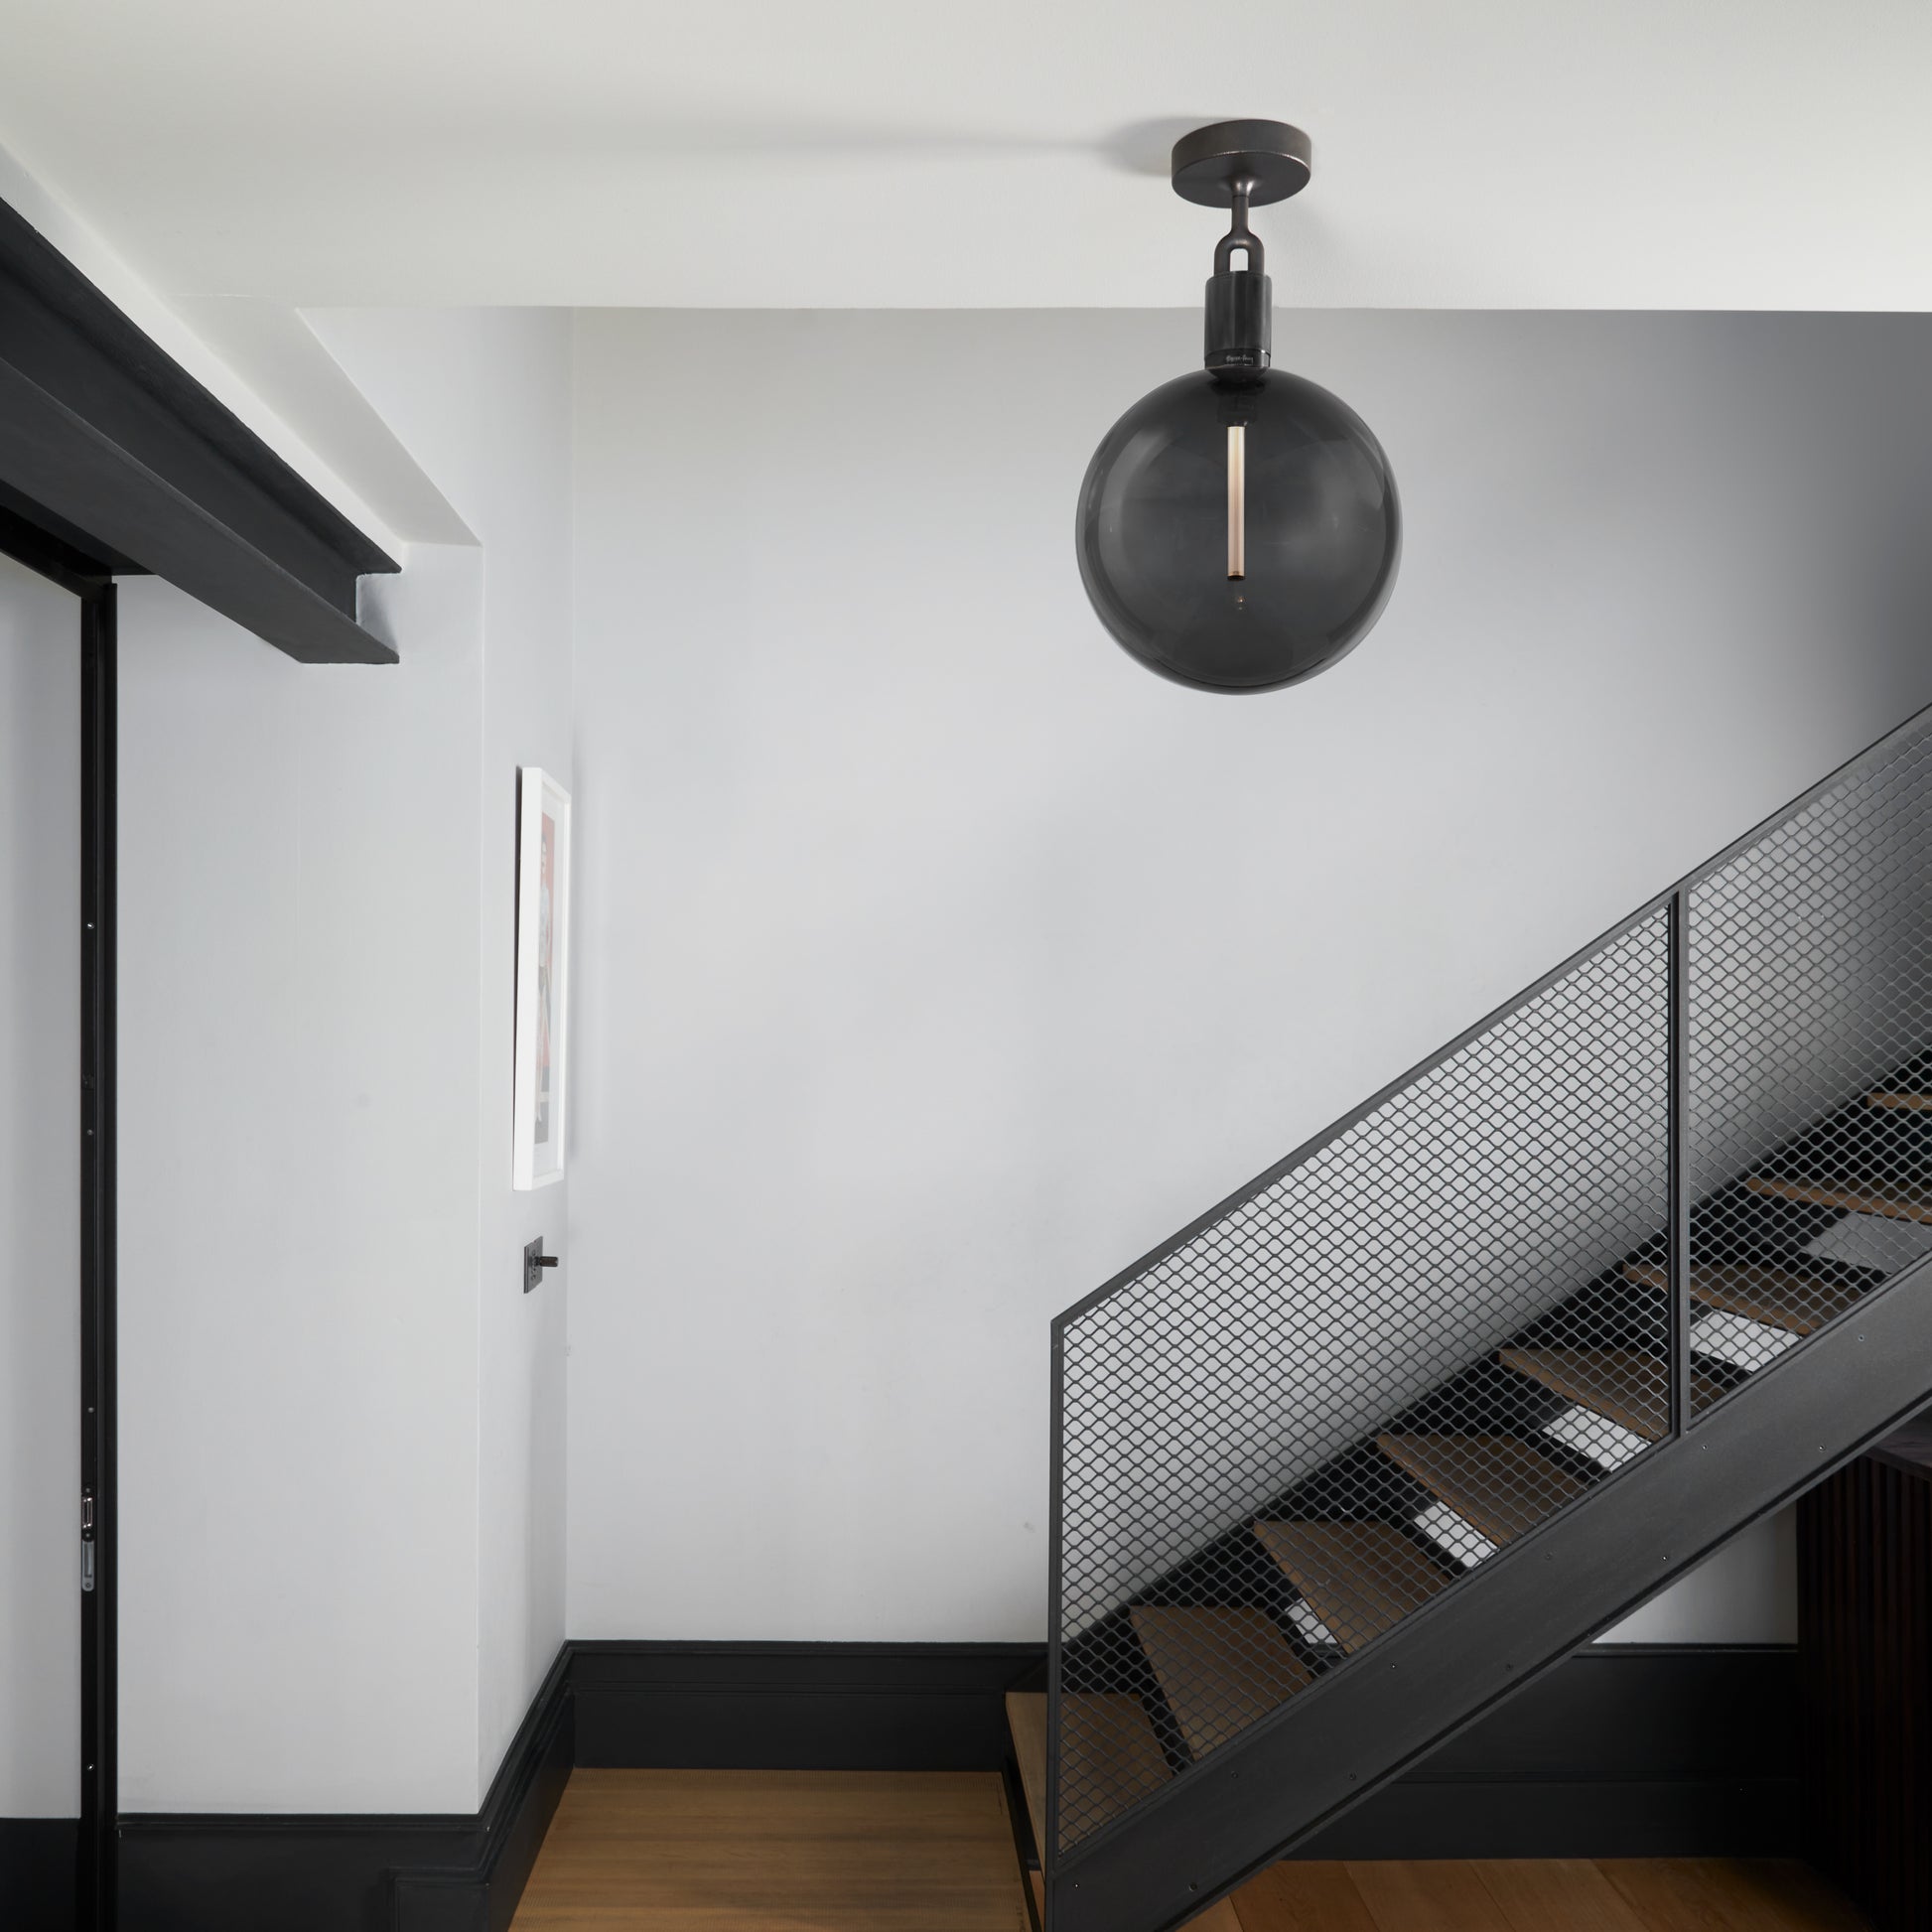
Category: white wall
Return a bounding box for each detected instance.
[566,307,1932,1646]
[305,307,577,1794]
[0,553,79,1816]
[1601,1512,1797,1644]
[118,557,486,1811]
[117,309,573,1812]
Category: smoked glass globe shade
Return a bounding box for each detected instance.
[1076,367,1401,694]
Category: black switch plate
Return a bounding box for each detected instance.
[523,1238,559,1294]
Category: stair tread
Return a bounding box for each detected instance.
[1745,1173,1932,1223]
[1375,1433,1585,1544]
[1129,1606,1313,1763]
[1499,1345,1720,1440]
[1868,1090,1932,1111]
[1622,1259,1866,1334]
[1252,1520,1451,1650]
[1005,1691,1049,1858]
[1005,1689,1170,1855]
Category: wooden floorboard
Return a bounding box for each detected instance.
[1347,1861,1515,1932]
[1596,1859,1870,1932]
[1471,1860,1649,1932]
[506,1776,1869,1932]
[1181,1900,1244,1930]
[509,1768,1031,1930]
[1233,1861,1868,1932]
[1231,1861,1380,1931]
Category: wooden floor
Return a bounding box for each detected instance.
[510,1769,1031,1930]
[1227,1859,1869,1932]
[510,1770,1869,1932]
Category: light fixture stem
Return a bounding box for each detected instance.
[1214,178,1265,277]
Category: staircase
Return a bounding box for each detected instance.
[1020,703,1932,1932]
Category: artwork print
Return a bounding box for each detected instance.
[535,806,555,1145]
[513,767,571,1188]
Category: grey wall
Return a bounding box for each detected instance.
[566,307,1932,1646]
[0,553,79,1816]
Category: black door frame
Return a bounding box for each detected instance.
[1,513,118,1928]
[77,578,117,1930]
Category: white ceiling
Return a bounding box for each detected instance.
[1,0,1928,312]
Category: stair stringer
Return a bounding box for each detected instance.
[1045,1253,1932,1932]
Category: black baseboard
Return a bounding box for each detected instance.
[10,1638,1795,1931]
[571,1640,1040,1772]
[387,1647,574,1932]
[570,1638,1798,1861]
[0,1818,78,1932]
[116,1647,573,1932]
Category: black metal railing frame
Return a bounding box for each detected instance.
[1044,691,1932,1891]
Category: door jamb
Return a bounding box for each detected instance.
[77,579,117,1931]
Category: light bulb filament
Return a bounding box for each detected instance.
[1227,424,1246,580]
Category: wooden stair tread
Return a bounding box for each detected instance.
[1499,1345,1720,1440]
[1867,1090,1932,1111]
[1005,1691,1049,1858]
[1128,1606,1312,1762]
[1745,1173,1932,1223]
[1622,1260,1865,1334]
[1252,1520,1451,1650]
[1375,1433,1585,1545]
[1005,1689,1170,1854]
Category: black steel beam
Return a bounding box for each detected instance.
[0,196,396,665]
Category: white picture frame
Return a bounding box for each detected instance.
[512,766,571,1189]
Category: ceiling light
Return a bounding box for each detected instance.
[1076,121,1402,694]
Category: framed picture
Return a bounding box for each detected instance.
[512,766,571,1189]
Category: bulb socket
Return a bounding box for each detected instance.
[1205,269,1271,376]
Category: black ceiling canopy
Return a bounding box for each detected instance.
[1075,120,1401,695]
[0,195,398,663]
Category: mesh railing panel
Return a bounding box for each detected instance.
[1052,912,1672,1852]
[1686,726,1932,1391]
[1049,709,1932,1865]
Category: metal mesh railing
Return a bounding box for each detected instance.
[1047,705,1932,1863]
[1685,733,1932,1391]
